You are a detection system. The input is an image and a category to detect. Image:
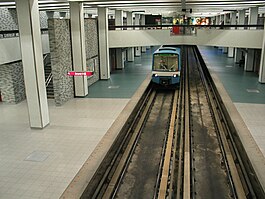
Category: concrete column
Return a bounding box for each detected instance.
[228,12,236,58]
[126,11,134,62]
[220,14,228,53]
[134,14,140,29]
[238,9,246,26]
[116,49,124,69]
[134,14,141,56]
[245,50,255,71]
[127,11,133,29]
[135,47,141,57]
[245,7,258,71]
[98,7,110,79]
[235,10,246,63]
[220,14,224,24]
[70,2,88,96]
[15,0,49,128]
[216,15,220,26]
[141,15,146,53]
[248,7,258,29]
[211,17,215,25]
[127,48,134,62]
[115,10,124,69]
[224,13,229,24]
[115,10,123,28]
[259,22,265,83]
[216,15,223,51]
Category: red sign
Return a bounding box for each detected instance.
[67,71,93,76]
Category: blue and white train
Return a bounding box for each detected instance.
[151,46,181,86]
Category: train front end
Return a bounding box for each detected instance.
[151,47,181,86]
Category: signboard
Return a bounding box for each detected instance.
[67,71,93,76]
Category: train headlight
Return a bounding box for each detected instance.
[173,74,177,77]
[155,74,158,77]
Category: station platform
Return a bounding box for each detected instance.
[198,46,265,156]
[0,46,265,198]
[86,50,152,99]
[0,49,152,198]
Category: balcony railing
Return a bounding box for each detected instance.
[0,28,48,39]
[108,24,264,36]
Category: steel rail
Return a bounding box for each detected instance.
[85,87,153,199]
[183,47,191,199]
[194,46,259,197]
[198,49,257,198]
[187,47,196,199]
[192,46,246,198]
[102,91,156,198]
[157,90,178,198]
[176,47,186,199]
[168,61,183,199]
[153,90,178,199]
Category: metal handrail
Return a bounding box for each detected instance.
[0,28,48,38]
[45,72,53,87]
[109,24,264,30]
[43,53,51,66]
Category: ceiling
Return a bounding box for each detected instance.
[1,0,265,17]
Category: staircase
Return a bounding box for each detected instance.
[44,54,54,99]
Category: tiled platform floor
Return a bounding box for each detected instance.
[0,98,129,199]
[0,48,154,199]
[199,46,265,156]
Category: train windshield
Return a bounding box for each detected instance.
[153,53,179,71]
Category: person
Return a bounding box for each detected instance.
[160,59,167,69]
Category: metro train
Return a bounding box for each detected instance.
[151,46,181,86]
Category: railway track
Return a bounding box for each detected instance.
[81,46,265,199]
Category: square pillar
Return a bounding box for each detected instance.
[245,7,258,71]
[15,0,49,128]
[70,2,88,96]
[98,7,110,79]
[216,15,220,26]
[127,47,134,62]
[259,21,265,83]
[126,12,134,62]
[141,14,146,53]
[228,12,237,58]
[115,10,123,27]
[134,14,141,57]
[115,10,124,69]
[116,48,124,69]
[235,10,246,63]
[259,33,265,82]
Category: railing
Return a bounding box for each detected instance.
[45,72,53,87]
[0,28,48,39]
[43,53,50,66]
[109,24,264,30]
[109,24,264,36]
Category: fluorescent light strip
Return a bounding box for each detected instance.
[0,2,16,6]
[39,3,69,7]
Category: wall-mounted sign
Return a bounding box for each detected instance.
[67,71,93,76]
